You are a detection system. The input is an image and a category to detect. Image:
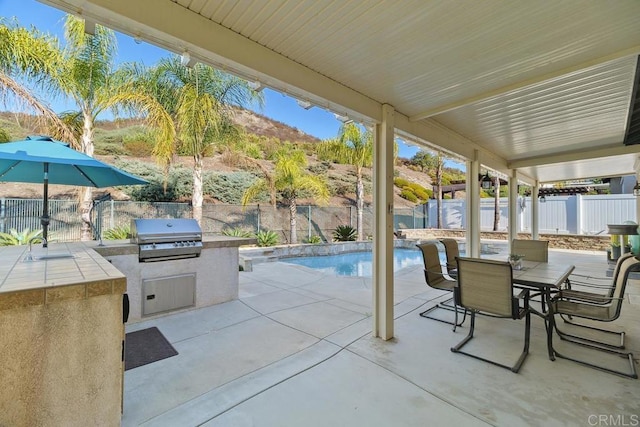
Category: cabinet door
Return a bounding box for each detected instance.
[142,273,196,316]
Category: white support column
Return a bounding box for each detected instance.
[466,151,480,257]
[508,170,518,250]
[372,104,395,340]
[532,182,540,240]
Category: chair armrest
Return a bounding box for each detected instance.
[515,289,530,300]
[555,290,621,305]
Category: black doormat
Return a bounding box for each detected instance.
[125,327,178,371]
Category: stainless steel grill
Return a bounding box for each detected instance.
[130,218,202,262]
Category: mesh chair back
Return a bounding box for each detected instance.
[417,243,446,288]
[440,238,459,275]
[511,239,549,262]
[608,254,640,318]
[457,257,515,318]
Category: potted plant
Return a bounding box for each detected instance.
[508,253,524,270]
[610,241,621,260]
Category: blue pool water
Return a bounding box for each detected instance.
[283,248,430,277]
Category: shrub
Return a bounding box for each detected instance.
[221,227,253,238]
[394,177,409,188]
[308,162,330,175]
[255,230,279,247]
[0,228,42,246]
[123,131,155,157]
[406,183,430,201]
[303,235,323,244]
[399,188,418,202]
[243,142,263,159]
[204,172,259,204]
[333,225,357,242]
[103,223,131,240]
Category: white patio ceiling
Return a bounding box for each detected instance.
[41,0,640,184]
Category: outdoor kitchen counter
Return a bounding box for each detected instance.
[87,234,255,323]
[87,234,256,257]
[0,242,127,427]
[0,241,126,298]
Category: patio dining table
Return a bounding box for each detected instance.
[510,260,575,361]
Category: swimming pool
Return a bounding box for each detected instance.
[283,248,433,277]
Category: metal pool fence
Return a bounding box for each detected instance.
[0,194,633,243]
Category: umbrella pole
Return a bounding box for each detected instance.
[41,162,49,248]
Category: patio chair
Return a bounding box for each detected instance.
[511,239,549,262]
[451,257,531,373]
[558,253,633,349]
[416,243,465,331]
[549,253,640,378]
[439,238,459,278]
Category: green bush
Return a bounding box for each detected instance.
[0,228,42,246]
[221,227,253,238]
[123,131,155,157]
[255,230,279,247]
[393,177,409,188]
[406,183,430,201]
[333,225,357,242]
[243,142,263,159]
[303,235,323,244]
[399,188,418,202]
[103,223,131,240]
[204,172,259,204]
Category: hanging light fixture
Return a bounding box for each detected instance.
[634,182,640,197]
[480,172,492,190]
[180,51,196,68]
[539,195,546,203]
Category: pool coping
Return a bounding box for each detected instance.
[238,238,509,272]
[238,239,437,272]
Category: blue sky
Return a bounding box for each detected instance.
[1,0,424,158]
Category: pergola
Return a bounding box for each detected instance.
[40,0,640,339]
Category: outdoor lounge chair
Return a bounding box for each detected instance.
[439,238,459,278]
[451,257,531,373]
[511,239,549,262]
[549,253,640,378]
[416,243,464,331]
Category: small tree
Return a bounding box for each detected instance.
[242,149,329,244]
[317,123,373,240]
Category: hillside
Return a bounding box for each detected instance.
[0,110,435,208]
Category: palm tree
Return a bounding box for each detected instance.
[3,16,182,240]
[1,16,132,240]
[0,18,77,144]
[120,57,262,224]
[242,149,329,244]
[317,123,373,240]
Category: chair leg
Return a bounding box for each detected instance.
[557,315,625,349]
[512,309,531,373]
[548,316,637,379]
[552,346,637,379]
[419,297,466,330]
[450,311,529,373]
[451,311,475,352]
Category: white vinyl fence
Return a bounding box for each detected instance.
[426,194,636,234]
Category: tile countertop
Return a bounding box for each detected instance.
[0,242,126,310]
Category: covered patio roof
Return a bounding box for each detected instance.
[37,0,640,339]
[40,0,640,183]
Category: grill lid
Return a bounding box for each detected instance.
[131,218,202,243]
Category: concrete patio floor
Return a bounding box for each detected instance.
[122,247,640,426]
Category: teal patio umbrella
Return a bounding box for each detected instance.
[0,136,148,246]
